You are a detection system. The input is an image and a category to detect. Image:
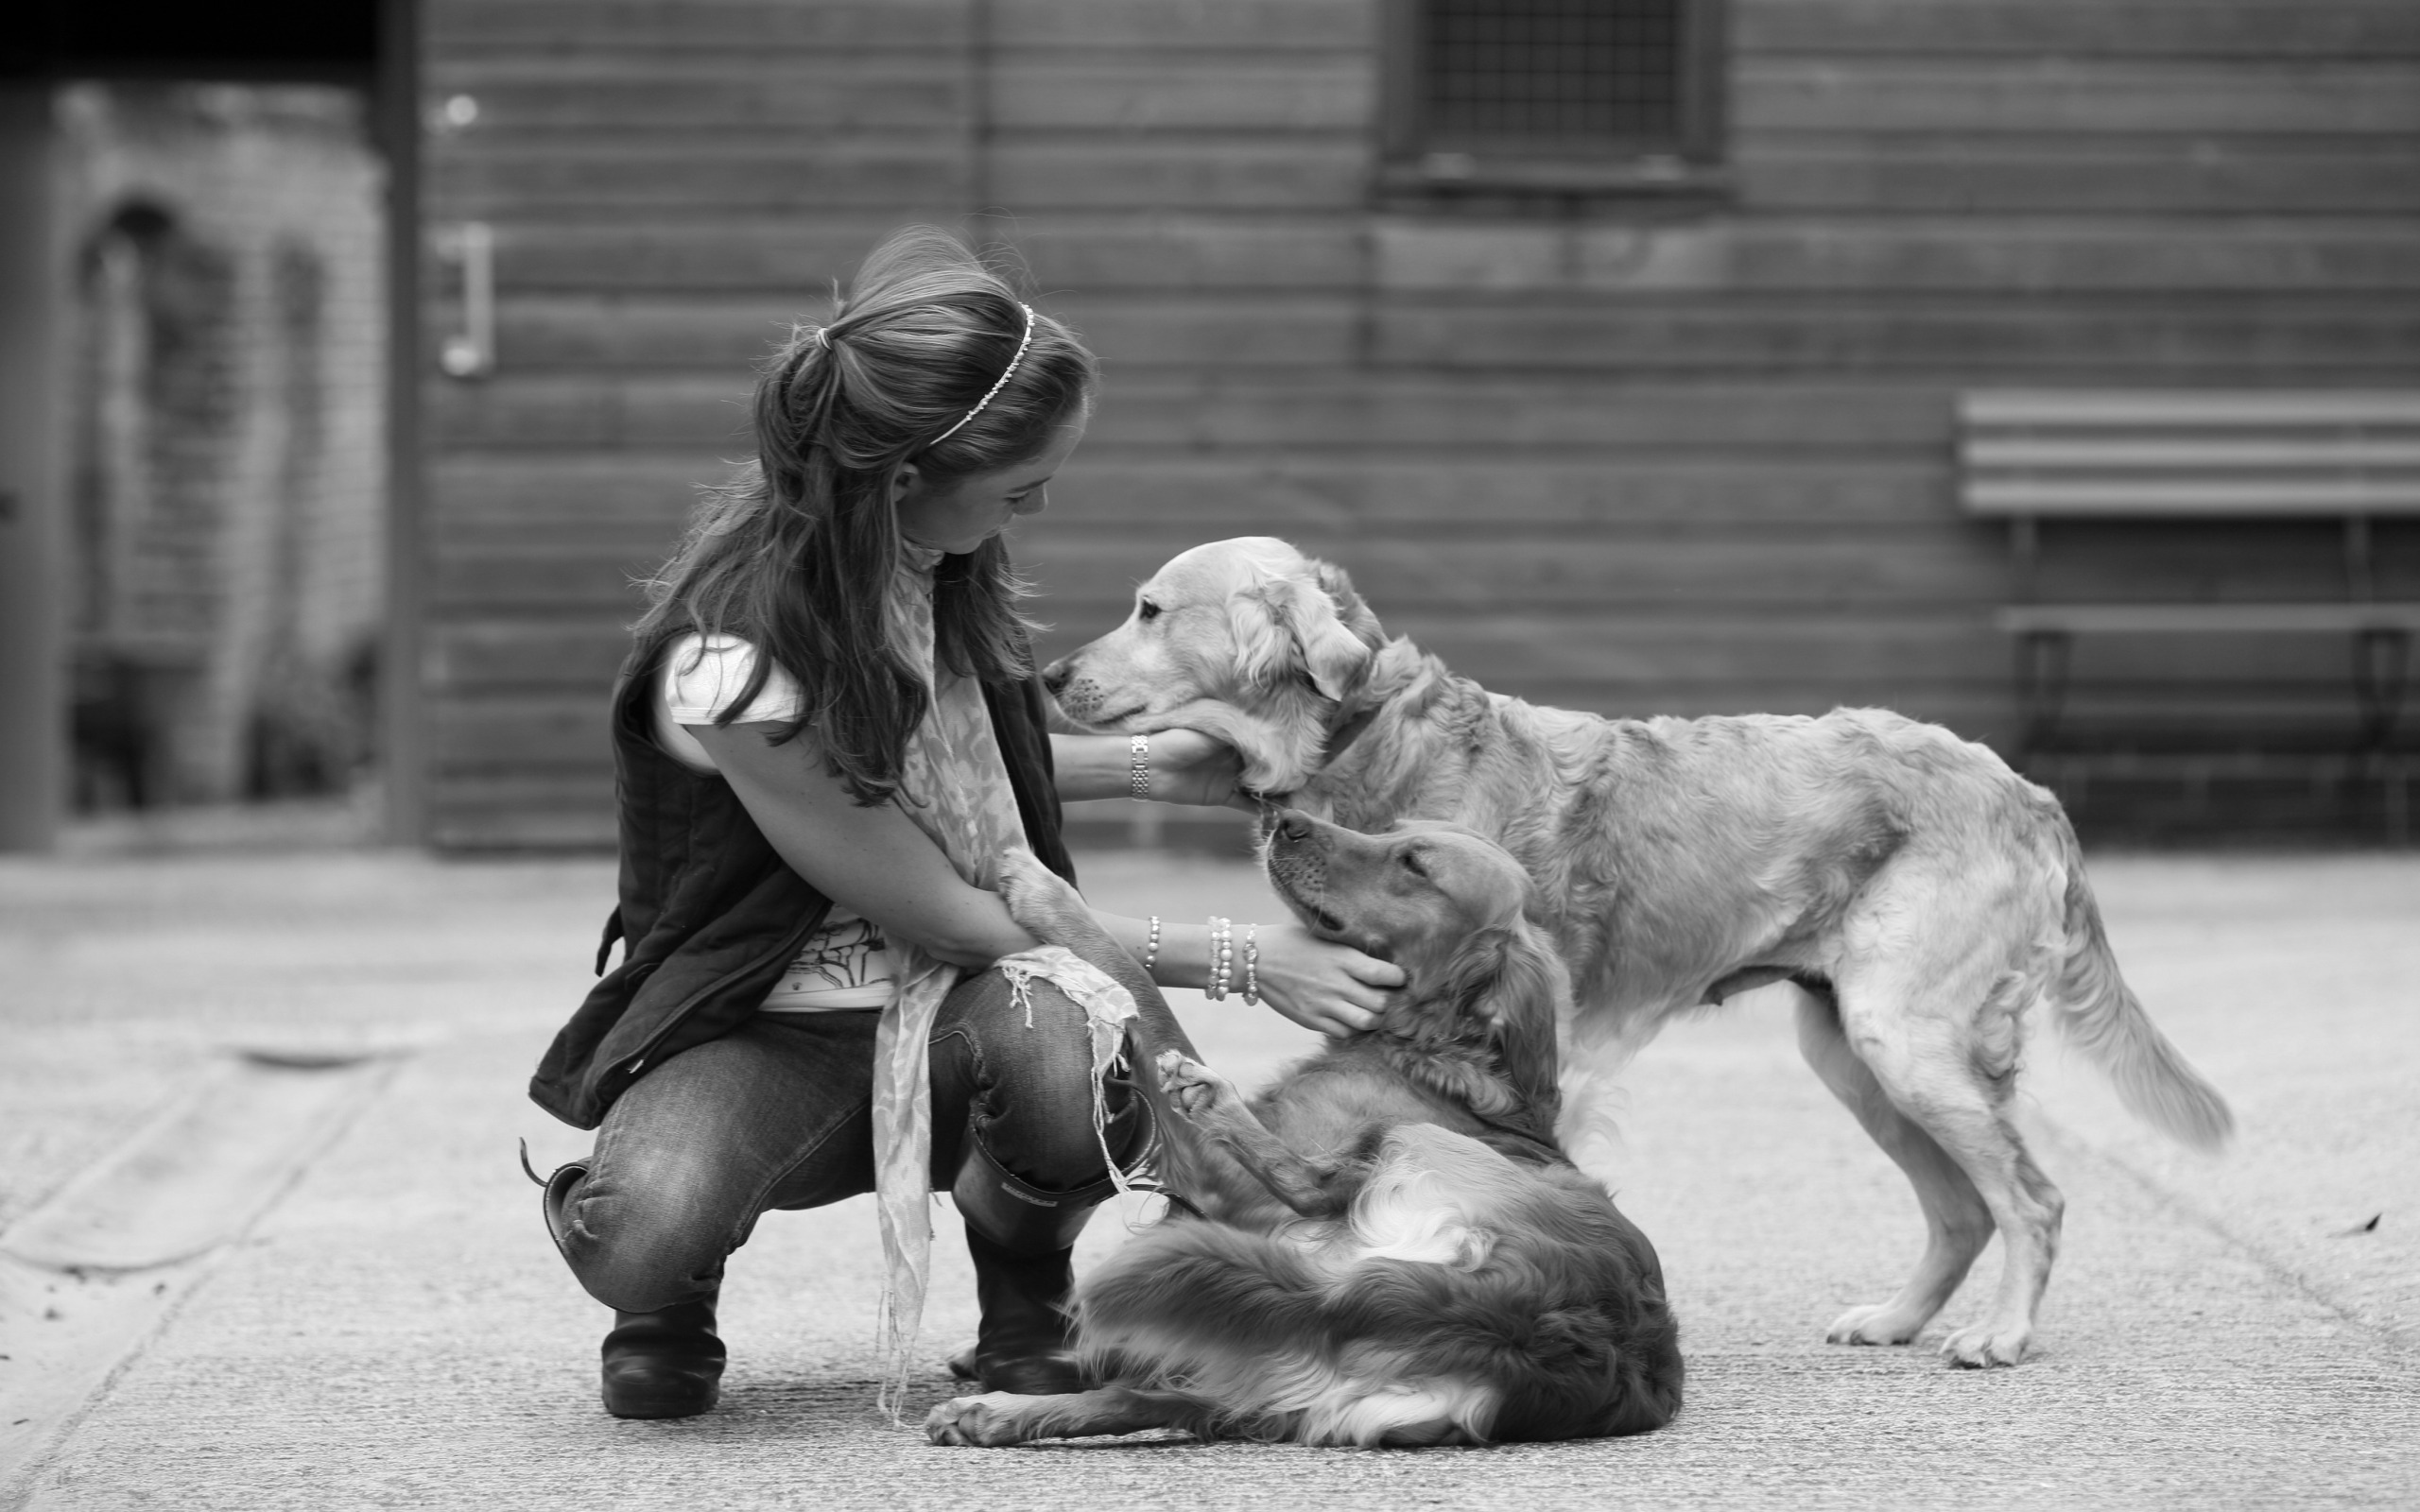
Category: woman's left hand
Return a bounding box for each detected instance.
[1142,729,1253,810]
[1243,920,1402,1038]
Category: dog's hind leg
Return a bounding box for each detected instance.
[925,1385,1217,1446]
[1820,952,2065,1368]
[1795,986,1994,1349]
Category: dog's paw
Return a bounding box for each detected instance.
[1937,1320,2030,1369]
[1153,1050,1231,1120]
[1824,1302,1926,1348]
[994,848,1087,941]
[925,1392,1036,1447]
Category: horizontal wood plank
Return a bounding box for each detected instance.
[1734,0,2420,60]
[1739,139,2420,214]
[1737,60,2420,135]
[987,137,1370,211]
[427,0,968,52]
[482,293,1358,371]
[431,374,1958,453]
[1373,298,2420,376]
[420,71,969,132]
[430,454,1958,531]
[430,144,968,213]
[427,375,757,450]
[989,60,1373,131]
[490,217,1366,295]
[1372,217,2420,295]
[992,0,1371,51]
[425,526,2014,619]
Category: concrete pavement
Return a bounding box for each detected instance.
[0,844,2414,1509]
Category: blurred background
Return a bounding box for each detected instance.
[2,0,2415,856]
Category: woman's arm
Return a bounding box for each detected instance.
[1088,911,1398,1040]
[1052,730,1251,809]
[689,721,1036,970]
[694,721,1402,1029]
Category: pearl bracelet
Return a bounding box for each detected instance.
[1142,915,1162,973]
[1206,916,1232,1002]
[1240,921,1260,1006]
[1129,732,1151,799]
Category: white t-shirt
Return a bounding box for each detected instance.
[658,632,896,1012]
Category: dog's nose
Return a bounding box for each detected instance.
[1040,659,1072,696]
[1276,810,1313,843]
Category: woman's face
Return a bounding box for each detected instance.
[892,414,1087,556]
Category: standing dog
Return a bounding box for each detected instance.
[1040,536,2234,1367]
[926,816,1683,1447]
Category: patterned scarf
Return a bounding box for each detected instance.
[868,547,1137,1418]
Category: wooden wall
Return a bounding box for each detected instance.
[419,0,2420,848]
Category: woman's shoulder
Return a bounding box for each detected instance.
[658,630,808,725]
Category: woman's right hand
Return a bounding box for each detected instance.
[1240,919,1404,1038]
[1141,728,1255,811]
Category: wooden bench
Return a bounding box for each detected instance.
[1958,390,2420,826]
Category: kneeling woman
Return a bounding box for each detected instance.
[526,231,1403,1419]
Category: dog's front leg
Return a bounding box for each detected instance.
[1156,1051,1354,1219]
[925,1386,1217,1447]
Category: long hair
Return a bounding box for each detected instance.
[631,228,1097,804]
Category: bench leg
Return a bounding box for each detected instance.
[2353,628,2410,750]
[2015,629,2072,763]
[2352,630,2411,845]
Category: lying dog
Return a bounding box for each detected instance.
[1040,536,2235,1368]
[926,815,1683,1448]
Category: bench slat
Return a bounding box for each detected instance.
[1965,438,2420,471]
[1962,390,2420,427]
[1965,478,2420,515]
[1996,603,2420,635]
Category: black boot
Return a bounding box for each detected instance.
[948,1094,1153,1395]
[525,1145,726,1420]
[600,1300,726,1419]
[963,1228,1085,1395]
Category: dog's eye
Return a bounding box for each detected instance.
[1137,598,1161,623]
[1399,850,1428,880]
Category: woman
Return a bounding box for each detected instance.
[526,229,1404,1420]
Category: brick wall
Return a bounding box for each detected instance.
[58,84,387,806]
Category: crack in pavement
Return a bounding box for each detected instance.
[0,1051,403,1502]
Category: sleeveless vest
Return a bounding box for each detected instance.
[527,637,1074,1129]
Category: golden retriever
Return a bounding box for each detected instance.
[1039,536,2234,1368]
[925,817,1684,1447]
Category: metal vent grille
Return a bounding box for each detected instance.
[1423,0,1682,144]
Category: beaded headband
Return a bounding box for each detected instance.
[926,301,1036,447]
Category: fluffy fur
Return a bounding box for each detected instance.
[925,821,1684,1448]
[1039,536,2235,1368]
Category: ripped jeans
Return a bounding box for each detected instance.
[555,967,1141,1314]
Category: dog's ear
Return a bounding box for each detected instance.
[1231,572,1374,702]
[1436,919,1571,1124]
[1312,559,1386,652]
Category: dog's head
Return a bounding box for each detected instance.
[1263,808,1566,1118]
[1041,538,1384,794]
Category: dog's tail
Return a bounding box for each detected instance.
[2043,817,2234,1151]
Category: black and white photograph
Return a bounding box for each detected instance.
[0,0,2413,1505]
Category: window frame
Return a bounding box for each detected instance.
[1377,0,1730,201]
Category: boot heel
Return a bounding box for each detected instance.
[601,1300,725,1419]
